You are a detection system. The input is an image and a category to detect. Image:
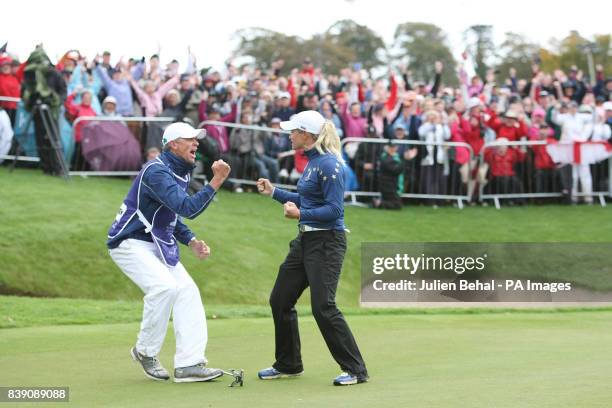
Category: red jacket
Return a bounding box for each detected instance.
[0,73,21,109]
[531,137,557,170]
[460,115,484,155]
[450,122,471,165]
[486,111,528,141]
[294,149,308,173]
[65,94,97,142]
[485,147,525,177]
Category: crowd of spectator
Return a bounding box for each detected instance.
[1,45,611,207]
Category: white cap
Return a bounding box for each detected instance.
[603,101,612,111]
[103,96,117,105]
[280,110,326,135]
[162,122,206,146]
[278,91,291,99]
[467,97,482,110]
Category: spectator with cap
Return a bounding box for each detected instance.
[484,137,526,203]
[487,109,528,142]
[528,107,551,140]
[101,96,121,117]
[272,91,294,121]
[100,51,112,75]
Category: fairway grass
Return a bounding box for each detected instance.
[2,168,612,306]
[1,312,611,407]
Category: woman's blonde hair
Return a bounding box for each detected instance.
[311,120,344,163]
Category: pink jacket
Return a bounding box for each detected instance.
[130,76,179,117]
[340,102,367,138]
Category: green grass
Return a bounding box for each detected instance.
[2,169,612,407]
[1,312,611,407]
[3,295,612,329]
[2,168,612,307]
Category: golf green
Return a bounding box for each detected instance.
[1,312,611,407]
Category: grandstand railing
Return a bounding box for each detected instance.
[341,137,475,209]
[478,139,612,209]
[197,120,297,190]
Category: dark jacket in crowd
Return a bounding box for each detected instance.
[379,151,404,195]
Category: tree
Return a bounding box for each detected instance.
[592,34,610,73]
[496,32,540,80]
[232,28,304,73]
[464,25,495,79]
[555,30,591,73]
[232,27,360,75]
[538,31,610,81]
[304,33,355,74]
[392,22,457,86]
[326,19,387,73]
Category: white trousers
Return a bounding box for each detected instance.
[109,239,207,368]
[571,164,593,203]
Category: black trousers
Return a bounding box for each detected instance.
[269,230,368,377]
[380,191,402,210]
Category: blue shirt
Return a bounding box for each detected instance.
[96,66,134,116]
[272,148,345,230]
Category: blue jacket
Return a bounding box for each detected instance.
[107,151,216,249]
[272,148,345,230]
[96,66,133,116]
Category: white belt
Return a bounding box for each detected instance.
[298,224,330,233]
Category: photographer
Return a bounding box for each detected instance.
[21,45,67,175]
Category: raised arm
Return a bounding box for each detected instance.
[128,78,148,105]
[143,160,229,219]
[157,75,180,98]
[96,65,113,91]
